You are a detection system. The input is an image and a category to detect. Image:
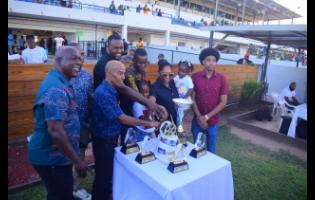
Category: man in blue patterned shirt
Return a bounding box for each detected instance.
[69,43,94,200]
[28,46,88,200]
[91,60,160,200]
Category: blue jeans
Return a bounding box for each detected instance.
[33,164,74,200]
[191,118,219,153]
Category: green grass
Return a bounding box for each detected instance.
[9,126,307,200]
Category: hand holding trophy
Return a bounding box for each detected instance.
[120,128,140,154]
[189,132,207,158]
[135,136,156,164]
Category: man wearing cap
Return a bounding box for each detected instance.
[191,48,228,154]
[237,53,253,64]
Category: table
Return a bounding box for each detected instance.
[113,139,234,200]
[287,103,307,138]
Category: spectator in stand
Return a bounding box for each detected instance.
[143,4,150,14]
[118,4,124,15]
[136,37,145,49]
[157,9,162,17]
[54,34,65,51]
[22,33,48,64]
[237,53,253,65]
[136,4,142,13]
[157,53,165,62]
[109,1,116,14]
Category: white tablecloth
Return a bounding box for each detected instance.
[113,139,234,200]
[288,103,307,138]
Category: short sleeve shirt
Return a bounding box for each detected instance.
[150,79,179,123]
[192,70,228,125]
[279,87,296,102]
[70,67,93,129]
[22,46,48,64]
[173,75,194,99]
[28,68,80,166]
[91,80,123,137]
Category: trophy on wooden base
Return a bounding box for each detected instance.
[172,98,193,146]
[135,136,156,164]
[121,128,140,154]
[190,132,207,158]
[167,143,189,173]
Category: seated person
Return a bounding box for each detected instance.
[279,82,300,107]
[132,80,157,142]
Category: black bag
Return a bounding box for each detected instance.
[254,106,273,121]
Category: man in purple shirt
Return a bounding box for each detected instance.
[191,48,228,153]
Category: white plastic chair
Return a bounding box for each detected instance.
[270,92,280,115]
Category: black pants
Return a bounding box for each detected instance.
[33,164,74,200]
[92,135,118,200]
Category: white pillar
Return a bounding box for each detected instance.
[121,24,128,40]
[164,30,170,47]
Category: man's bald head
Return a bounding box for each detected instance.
[105,60,126,87]
[54,46,82,78]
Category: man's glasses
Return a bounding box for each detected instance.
[161,73,174,78]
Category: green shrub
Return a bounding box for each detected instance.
[228,83,238,103]
[240,80,263,104]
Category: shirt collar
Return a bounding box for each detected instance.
[51,67,72,87]
[202,69,217,78]
[102,80,117,95]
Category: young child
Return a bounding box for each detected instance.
[132,80,156,142]
[174,60,194,100]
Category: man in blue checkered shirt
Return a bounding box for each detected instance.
[91,60,160,200]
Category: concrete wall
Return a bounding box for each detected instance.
[265,65,307,102]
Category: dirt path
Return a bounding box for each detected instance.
[228,125,307,162]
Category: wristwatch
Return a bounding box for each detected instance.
[204,114,209,121]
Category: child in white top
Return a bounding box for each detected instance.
[173,60,194,99]
[132,80,156,142]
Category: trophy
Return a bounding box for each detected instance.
[190,132,207,158]
[167,143,189,173]
[172,98,193,145]
[120,128,140,154]
[135,136,156,164]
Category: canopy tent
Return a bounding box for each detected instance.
[200,24,307,82]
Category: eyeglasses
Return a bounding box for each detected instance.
[161,73,174,78]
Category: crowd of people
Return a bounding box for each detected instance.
[25,32,229,200]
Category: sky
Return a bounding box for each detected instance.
[272,0,307,24]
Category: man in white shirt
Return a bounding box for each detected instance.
[54,34,65,50]
[279,82,300,106]
[22,34,48,64]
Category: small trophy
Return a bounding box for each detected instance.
[135,136,156,164]
[121,128,140,154]
[190,132,207,158]
[172,98,193,146]
[167,143,189,173]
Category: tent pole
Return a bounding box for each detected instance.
[261,40,271,82]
